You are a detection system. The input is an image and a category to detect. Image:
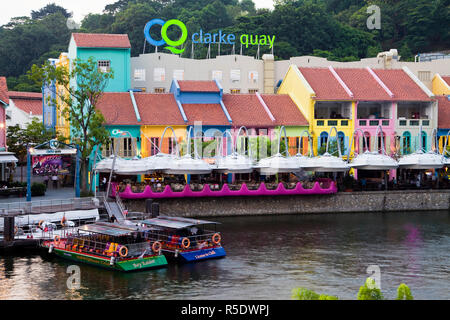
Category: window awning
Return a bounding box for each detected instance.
[0,152,18,163]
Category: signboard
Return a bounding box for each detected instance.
[32,155,72,176]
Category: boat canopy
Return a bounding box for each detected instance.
[78,222,141,237]
[140,216,219,230]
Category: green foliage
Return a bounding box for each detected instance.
[396,283,414,300]
[292,288,338,300]
[357,278,384,300]
[318,137,346,156]
[31,182,47,196]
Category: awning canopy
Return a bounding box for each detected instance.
[0,152,18,163]
[79,222,140,237]
[141,216,219,230]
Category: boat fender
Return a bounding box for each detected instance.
[181,237,190,249]
[119,246,128,258]
[212,233,221,245]
[49,244,54,253]
[110,257,115,265]
[152,241,162,253]
[175,249,178,258]
[14,226,19,235]
[54,235,61,246]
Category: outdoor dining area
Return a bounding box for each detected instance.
[93,126,450,199]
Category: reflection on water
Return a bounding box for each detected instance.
[0,211,449,300]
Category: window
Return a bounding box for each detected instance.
[319,132,328,149]
[248,89,258,94]
[377,132,386,153]
[363,132,371,152]
[134,69,146,81]
[248,71,258,84]
[98,60,111,73]
[418,71,431,82]
[150,137,159,156]
[402,132,411,155]
[338,132,345,154]
[230,89,241,94]
[123,138,133,158]
[230,69,240,83]
[104,138,114,157]
[421,131,427,151]
[154,87,166,93]
[212,70,223,81]
[168,137,175,155]
[153,68,165,82]
[173,69,184,80]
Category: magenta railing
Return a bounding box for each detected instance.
[110,180,337,199]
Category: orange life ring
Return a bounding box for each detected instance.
[38,220,45,229]
[54,235,61,246]
[119,246,128,258]
[181,237,190,249]
[212,233,221,245]
[152,241,162,253]
[61,217,66,227]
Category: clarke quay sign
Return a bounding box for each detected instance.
[144,18,275,54]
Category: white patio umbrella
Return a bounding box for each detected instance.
[215,127,254,174]
[312,127,349,173]
[254,126,301,175]
[94,155,125,172]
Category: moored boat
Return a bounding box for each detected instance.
[42,222,168,272]
[139,216,226,263]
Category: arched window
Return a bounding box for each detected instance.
[363,132,371,152]
[338,131,345,154]
[421,131,427,152]
[402,131,411,155]
[377,132,386,153]
[319,132,328,149]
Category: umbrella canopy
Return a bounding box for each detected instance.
[311,152,350,172]
[254,153,301,175]
[142,152,175,171]
[398,150,443,169]
[215,152,254,174]
[94,155,125,172]
[164,154,213,175]
[350,151,399,170]
[114,158,150,175]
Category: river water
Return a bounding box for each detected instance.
[0,211,449,300]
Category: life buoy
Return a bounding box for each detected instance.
[61,217,66,227]
[38,220,45,230]
[181,237,190,249]
[14,226,19,235]
[152,241,162,253]
[119,246,128,257]
[54,235,61,246]
[212,233,221,245]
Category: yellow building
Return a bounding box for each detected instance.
[55,52,71,140]
[432,74,450,95]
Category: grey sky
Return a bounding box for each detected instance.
[0,0,275,26]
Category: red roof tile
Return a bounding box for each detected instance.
[298,67,351,100]
[97,93,185,126]
[334,68,392,101]
[182,104,229,126]
[261,94,309,126]
[437,96,450,128]
[442,76,450,87]
[178,81,220,93]
[373,69,431,101]
[222,94,273,127]
[0,77,9,105]
[72,33,131,49]
[9,91,42,115]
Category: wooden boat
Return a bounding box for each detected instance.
[139,216,226,263]
[41,222,168,272]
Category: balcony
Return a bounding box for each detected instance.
[357,119,392,128]
[397,119,430,127]
[315,119,351,127]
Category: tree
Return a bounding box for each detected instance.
[292,288,338,300]
[396,283,414,300]
[30,57,112,193]
[357,278,384,300]
[31,3,72,20]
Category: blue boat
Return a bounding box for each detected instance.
[139,216,226,263]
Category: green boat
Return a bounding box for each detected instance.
[42,222,168,272]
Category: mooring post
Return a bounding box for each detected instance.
[151,203,160,218]
[4,216,15,242]
[145,199,154,215]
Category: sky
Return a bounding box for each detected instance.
[0,0,275,26]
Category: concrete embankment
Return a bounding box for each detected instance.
[124,189,450,218]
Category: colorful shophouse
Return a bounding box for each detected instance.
[432,74,450,150]
[278,65,436,158]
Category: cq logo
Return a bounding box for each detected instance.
[144,19,187,54]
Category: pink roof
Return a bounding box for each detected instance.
[182,104,229,126]
[298,67,351,100]
[373,69,431,101]
[97,93,185,126]
[334,68,392,101]
[437,96,450,128]
[9,91,42,115]
[222,94,273,127]
[72,33,131,49]
[178,81,220,93]
[0,77,9,105]
[261,94,309,126]
[442,76,450,87]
